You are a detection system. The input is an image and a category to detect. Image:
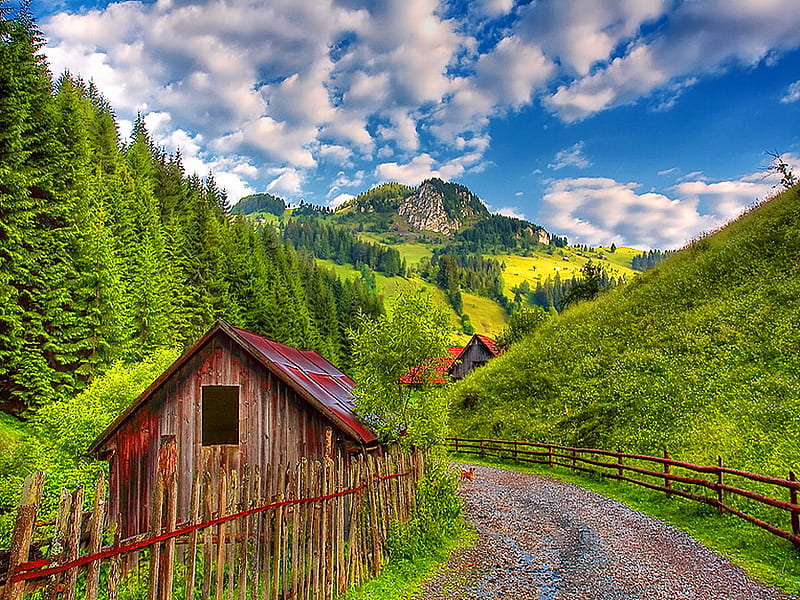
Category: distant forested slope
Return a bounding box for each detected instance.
[231,192,286,216]
[0,10,382,414]
[450,185,800,476]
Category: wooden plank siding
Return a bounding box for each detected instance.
[449,338,496,381]
[103,331,362,540]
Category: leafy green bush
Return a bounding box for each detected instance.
[0,348,179,542]
[349,291,452,448]
[387,455,462,561]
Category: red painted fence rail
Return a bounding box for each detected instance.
[0,450,423,600]
[447,437,800,550]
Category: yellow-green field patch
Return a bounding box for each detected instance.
[490,247,639,299]
[355,232,439,267]
[316,259,506,344]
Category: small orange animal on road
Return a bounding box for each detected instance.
[459,467,475,482]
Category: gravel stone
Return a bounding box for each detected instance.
[416,463,794,600]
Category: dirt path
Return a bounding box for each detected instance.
[416,463,793,600]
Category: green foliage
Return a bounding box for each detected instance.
[559,260,605,310]
[284,219,405,277]
[32,347,179,458]
[0,347,179,541]
[349,292,452,448]
[495,306,549,350]
[631,248,675,272]
[388,457,462,559]
[448,214,549,254]
[337,182,413,214]
[341,455,466,600]
[231,192,285,216]
[450,186,800,478]
[460,313,474,335]
[0,10,386,414]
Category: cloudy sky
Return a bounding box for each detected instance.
[34,0,800,249]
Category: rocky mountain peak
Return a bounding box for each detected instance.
[398,178,489,235]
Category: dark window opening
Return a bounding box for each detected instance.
[202,386,239,445]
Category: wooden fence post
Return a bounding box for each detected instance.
[148,471,165,600]
[716,456,724,514]
[215,470,227,600]
[664,451,672,498]
[250,466,262,600]
[160,439,178,600]
[185,470,202,600]
[3,472,44,600]
[85,473,107,600]
[790,471,799,547]
[44,488,72,600]
[237,467,250,600]
[63,486,85,600]
[271,467,285,600]
[225,470,238,598]
[548,445,553,467]
[617,449,623,479]
[201,472,214,600]
[107,521,121,600]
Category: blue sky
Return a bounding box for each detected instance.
[34,0,800,249]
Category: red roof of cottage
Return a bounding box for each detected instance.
[474,334,500,357]
[450,334,501,369]
[398,346,463,385]
[90,321,377,453]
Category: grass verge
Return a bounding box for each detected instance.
[454,453,800,596]
[338,524,476,600]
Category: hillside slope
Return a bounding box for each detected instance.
[450,186,800,476]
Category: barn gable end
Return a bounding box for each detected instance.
[448,334,501,381]
[91,321,378,538]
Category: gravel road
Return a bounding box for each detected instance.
[416,463,793,600]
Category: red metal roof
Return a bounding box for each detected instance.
[399,346,463,385]
[229,325,377,444]
[90,321,377,454]
[474,334,500,357]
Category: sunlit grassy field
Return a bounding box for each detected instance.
[316,259,507,343]
[489,246,640,298]
[355,232,441,267]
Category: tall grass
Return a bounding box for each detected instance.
[451,185,800,478]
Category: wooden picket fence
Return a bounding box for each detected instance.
[448,437,800,550]
[1,450,423,600]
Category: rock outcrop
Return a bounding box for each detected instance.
[398,179,488,234]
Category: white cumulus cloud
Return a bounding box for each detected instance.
[494,206,527,220]
[536,166,786,250]
[543,0,800,121]
[329,193,355,209]
[780,80,800,103]
[548,141,592,170]
[267,169,304,196]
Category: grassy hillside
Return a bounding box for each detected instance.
[317,259,506,343]
[490,246,638,299]
[450,186,800,477]
[355,232,440,266]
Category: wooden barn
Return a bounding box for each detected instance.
[448,334,501,381]
[89,320,379,538]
